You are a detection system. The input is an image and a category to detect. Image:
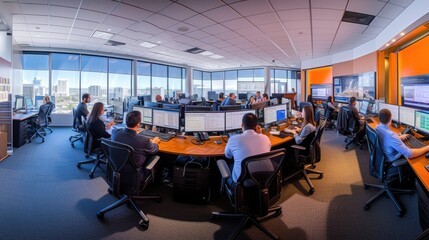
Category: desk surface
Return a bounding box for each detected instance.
[12,112,38,121]
[367,117,429,191]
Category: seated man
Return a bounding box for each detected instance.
[155,94,169,104]
[348,97,365,131]
[225,113,271,184]
[76,93,90,126]
[221,92,237,106]
[376,108,429,162]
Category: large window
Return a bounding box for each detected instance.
[168,66,182,99]
[212,71,224,94]
[81,55,108,105]
[237,69,264,94]
[224,70,238,96]
[52,53,80,113]
[271,69,287,93]
[192,70,202,98]
[151,64,167,101]
[109,58,132,101]
[22,53,49,105]
[137,61,151,96]
[202,71,211,99]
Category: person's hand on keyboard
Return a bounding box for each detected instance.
[152,137,160,144]
[400,134,410,141]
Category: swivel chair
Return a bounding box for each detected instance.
[211,149,285,240]
[322,102,336,130]
[97,139,161,229]
[76,127,105,178]
[69,108,84,147]
[299,101,312,112]
[43,103,55,134]
[29,104,50,143]
[315,109,321,126]
[363,125,413,217]
[344,107,363,149]
[283,121,325,194]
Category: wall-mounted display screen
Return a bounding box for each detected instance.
[401,74,429,111]
[333,71,376,103]
[310,84,332,101]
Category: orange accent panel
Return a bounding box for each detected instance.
[388,53,398,105]
[376,51,385,100]
[306,66,332,96]
[398,35,429,78]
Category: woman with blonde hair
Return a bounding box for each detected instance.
[285,105,316,144]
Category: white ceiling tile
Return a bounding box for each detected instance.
[312,9,344,21]
[378,3,404,20]
[269,0,309,10]
[13,31,31,37]
[210,41,231,48]
[277,9,310,22]
[144,14,178,29]
[389,0,415,8]
[222,18,253,30]
[312,20,339,29]
[230,0,272,16]
[103,15,136,29]
[50,16,74,27]
[202,6,241,23]
[13,24,29,31]
[167,22,197,34]
[234,26,260,36]
[49,6,78,18]
[70,28,93,37]
[176,0,224,12]
[51,0,82,8]
[184,14,216,29]
[121,29,153,41]
[20,3,49,15]
[68,35,90,42]
[111,4,153,22]
[122,0,172,12]
[23,15,49,25]
[128,21,163,35]
[158,3,197,21]
[369,17,391,28]
[73,20,99,30]
[185,30,211,39]
[311,0,348,10]
[77,9,107,23]
[202,24,230,34]
[17,0,48,3]
[246,12,279,25]
[336,22,367,35]
[347,0,386,16]
[110,35,135,44]
[12,15,26,24]
[199,35,222,44]
[283,20,311,30]
[213,30,241,40]
[49,33,69,40]
[313,28,337,36]
[4,2,22,14]
[50,25,71,34]
[363,26,383,35]
[81,0,118,13]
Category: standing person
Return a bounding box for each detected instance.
[255,91,262,102]
[77,93,91,126]
[221,93,237,106]
[376,108,429,162]
[111,111,160,169]
[225,113,271,183]
[285,105,316,144]
[86,102,114,149]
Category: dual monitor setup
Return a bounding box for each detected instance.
[14,95,55,113]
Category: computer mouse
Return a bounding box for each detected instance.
[426,153,429,159]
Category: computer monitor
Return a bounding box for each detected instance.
[415,110,429,135]
[133,106,153,125]
[269,98,278,106]
[24,97,33,110]
[152,109,180,131]
[185,105,212,112]
[359,100,370,115]
[35,95,44,108]
[263,104,287,125]
[178,98,192,105]
[379,103,399,122]
[225,110,256,131]
[144,101,162,108]
[127,97,140,112]
[111,99,124,115]
[178,93,186,99]
[163,103,180,109]
[185,112,225,132]
[208,91,218,101]
[372,99,385,113]
[399,106,416,127]
[14,95,24,110]
[238,93,248,101]
[219,105,242,111]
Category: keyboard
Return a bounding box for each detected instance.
[139,129,175,142]
[405,135,426,149]
[274,132,294,139]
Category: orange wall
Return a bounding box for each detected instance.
[306,66,332,96]
[398,35,429,78]
[388,53,398,104]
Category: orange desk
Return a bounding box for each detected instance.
[368,117,429,190]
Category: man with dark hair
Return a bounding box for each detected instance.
[111,111,160,168]
[218,92,225,102]
[155,94,169,104]
[225,113,271,183]
[348,96,365,131]
[255,91,262,102]
[376,109,429,162]
[221,92,237,106]
[76,93,91,126]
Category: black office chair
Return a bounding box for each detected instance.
[315,109,321,126]
[97,139,161,229]
[76,127,105,178]
[283,121,325,194]
[363,125,413,217]
[344,107,363,149]
[69,108,84,147]
[322,102,336,130]
[299,101,312,112]
[211,149,285,240]
[201,97,208,106]
[29,104,50,143]
[43,102,55,134]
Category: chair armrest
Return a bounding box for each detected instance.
[217,159,231,179]
[391,158,408,167]
[291,145,306,151]
[146,155,160,171]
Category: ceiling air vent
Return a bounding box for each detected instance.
[105,40,126,46]
[342,11,375,25]
[185,47,205,54]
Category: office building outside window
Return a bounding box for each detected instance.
[151,64,167,102]
[109,58,132,101]
[81,55,108,105]
[52,53,80,113]
[137,61,151,96]
[22,53,49,106]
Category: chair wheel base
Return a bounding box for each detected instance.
[89,173,94,179]
[364,204,370,211]
[139,219,149,230]
[77,163,81,169]
[309,188,315,195]
[71,143,75,147]
[318,174,324,179]
[397,209,405,217]
[97,212,104,219]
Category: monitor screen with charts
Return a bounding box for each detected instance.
[133,106,153,125]
[399,106,416,127]
[185,112,225,132]
[152,109,180,130]
[24,97,33,109]
[415,110,429,135]
[359,100,370,115]
[225,110,256,131]
[263,104,287,125]
[378,103,399,122]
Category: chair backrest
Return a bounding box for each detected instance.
[72,108,79,130]
[315,109,321,126]
[46,102,55,116]
[212,100,219,111]
[322,102,331,118]
[101,139,142,196]
[344,107,357,133]
[365,125,385,180]
[201,97,207,105]
[38,104,50,127]
[235,149,285,216]
[83,127,95,155]
[299,101,312,112]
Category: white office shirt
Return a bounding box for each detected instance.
[225,129,271,182]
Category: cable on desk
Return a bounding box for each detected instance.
[221,134,228,143]
[191,137,205,145]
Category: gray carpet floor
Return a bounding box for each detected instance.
[0,127,422,240]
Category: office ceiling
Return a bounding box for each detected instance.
[3,0,415,69]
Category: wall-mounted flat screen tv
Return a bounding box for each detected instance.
[333,71,376,103]
[310,84,332,101]
[401,74,429,111]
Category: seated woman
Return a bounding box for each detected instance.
[285,105,316,145]
[307,94,317,113]
[326,96,338,120]
[262,93,269,102]
[86,102,115,149]
[246,96,256,108]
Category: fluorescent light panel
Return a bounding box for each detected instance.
[140,41,158,48]
[91,30,113,40]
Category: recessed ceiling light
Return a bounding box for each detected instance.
[35,35,41,37]
[35,26,40,29]
[91,30,113,40]
[400,32,405,36]
[385,43,390,47]
[139,41,158,48]
[391,39,396,42]
[107,28,111,31]
[209,54,224,59]
[157,40,161,44]
[199,51,214,56]
[177,27,189,32]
